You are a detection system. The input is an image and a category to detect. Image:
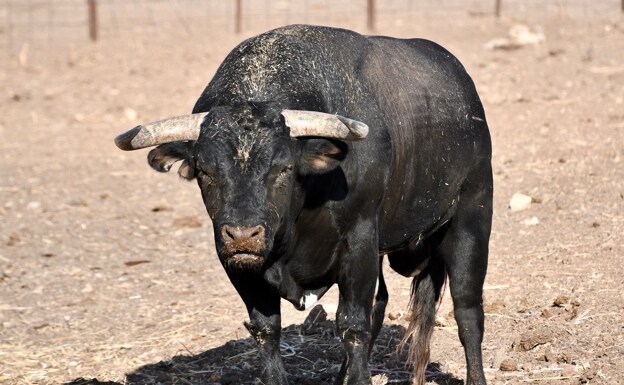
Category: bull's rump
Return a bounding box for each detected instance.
[361,36,490,248]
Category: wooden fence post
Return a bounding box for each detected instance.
[87,0,98,41]
[367,0,375,30]
[495,0,502,17]
[235,0,242,33]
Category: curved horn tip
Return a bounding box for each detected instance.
[351,122,369,138]
[114,126,141,151]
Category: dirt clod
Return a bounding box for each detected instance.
[499,359,518,371]
[151,205,171,212]
[6,233,21,246]
[515,330,554,352]
[124,260,151,267]
[553,295,571,307]
[484,299,506,314]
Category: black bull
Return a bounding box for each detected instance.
[115,25,493,385]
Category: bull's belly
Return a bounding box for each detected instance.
[377,193,459,253]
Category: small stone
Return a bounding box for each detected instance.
[26,201,41,210]
[499,359,518,371]
[388,311,405,320]
[522,216,539,226]
[509,193,532,212]
[124,107,138,121]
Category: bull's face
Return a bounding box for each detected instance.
[181,105,298,270]
[114,103,368,271]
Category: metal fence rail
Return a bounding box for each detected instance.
[1,0,622,52]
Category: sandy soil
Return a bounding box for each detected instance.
[1,8,623,385]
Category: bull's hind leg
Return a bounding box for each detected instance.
[435,161,493,385]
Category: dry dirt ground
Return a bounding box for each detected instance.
[1,9,623,385]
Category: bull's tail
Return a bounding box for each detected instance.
[399,260,446,385]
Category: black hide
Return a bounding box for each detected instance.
[144,25,492,385]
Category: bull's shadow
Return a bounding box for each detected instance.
[65,319,462,385]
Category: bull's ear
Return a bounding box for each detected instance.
[147,142,196,180]
[298,138,348,175]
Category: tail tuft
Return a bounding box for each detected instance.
[398,262,446,385]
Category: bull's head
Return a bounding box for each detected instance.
[115,103,368,270]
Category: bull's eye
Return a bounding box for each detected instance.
[273,164,293,185]
[197,170,216,186]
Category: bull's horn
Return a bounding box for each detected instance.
[114,112,208,151]
[281,110,368,141]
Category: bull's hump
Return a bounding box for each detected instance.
[204,25,370,107]
[234,25,364,71]
[227,32,304,99]
[272,24,313,36]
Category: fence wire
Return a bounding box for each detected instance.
[1,0,622,52]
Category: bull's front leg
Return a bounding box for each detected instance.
[228,271,288,384]
[335,224,379,385]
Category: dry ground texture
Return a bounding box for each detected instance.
[1,5,623,385]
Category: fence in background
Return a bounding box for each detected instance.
[1,0,623,52]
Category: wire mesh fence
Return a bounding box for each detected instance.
[1,0,622,52]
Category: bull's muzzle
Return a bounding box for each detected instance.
[220,225,267,269]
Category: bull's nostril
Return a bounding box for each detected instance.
[250,225,264,239]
